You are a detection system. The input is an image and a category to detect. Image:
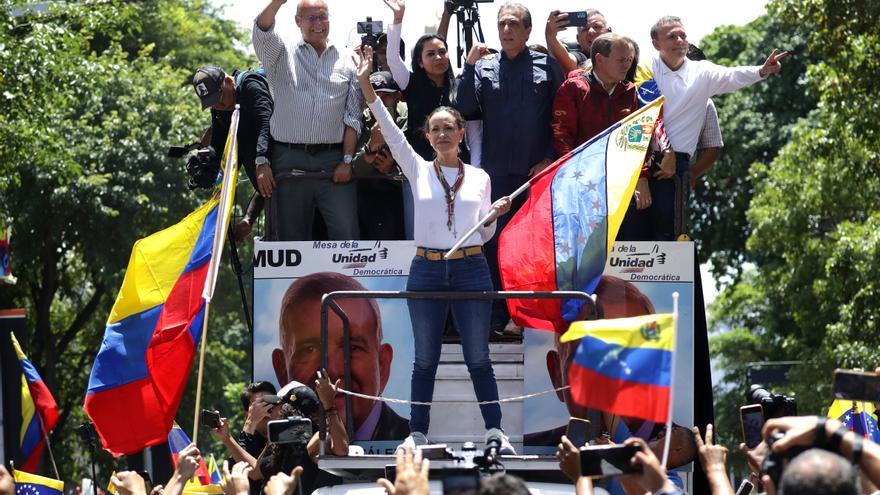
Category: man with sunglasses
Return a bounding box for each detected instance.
[254,0,363,241]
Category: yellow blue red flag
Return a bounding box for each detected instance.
[561,313,675,423]
[11,333,58,472]
[13,468,63,495]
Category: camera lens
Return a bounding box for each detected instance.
[747,384,772,404]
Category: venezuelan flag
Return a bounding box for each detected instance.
[83,197,221,456]
[183,483,223,495]
[13,468,63,495]
[498,98,664,332]
[561,313,675,423]
[11,333,59,472]
[168,423,211,485]
[828,400,880,443]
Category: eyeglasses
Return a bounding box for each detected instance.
[298,13,329,23]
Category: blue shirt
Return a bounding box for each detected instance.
[456,48,563,177]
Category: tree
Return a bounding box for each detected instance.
[708,0,880,467]
[0,0,254,479]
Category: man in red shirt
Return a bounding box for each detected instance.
[551,33,652,216]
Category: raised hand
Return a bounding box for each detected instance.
[110,472,148,495]
[382,0,405,23]
[221,461,252,495]
[545,10,569,37]
[466,43,491,65]
[176,443,202,480]
[759,49,789,77]
[264,467,304,495]
[315,369,341,409]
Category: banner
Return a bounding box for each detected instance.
[523,241,695,460]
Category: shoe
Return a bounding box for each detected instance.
[397,431,429,452]
[502,319,524,337]
[485,427,516,455]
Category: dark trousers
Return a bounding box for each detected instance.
[485,174,530,329]
[648,153,691,241]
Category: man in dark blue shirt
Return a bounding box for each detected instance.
[456,1,563,334]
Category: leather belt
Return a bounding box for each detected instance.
[277,142,342,154]
[416,246,483,261]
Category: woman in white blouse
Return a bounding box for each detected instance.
[355,46,514,454]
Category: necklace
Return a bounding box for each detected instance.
[432,159,465,237]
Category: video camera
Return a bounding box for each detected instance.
[444,0,493,12]
[185,146,220,190]
[761,431,808,487]
[747,384,797,419]
[267,416,313,456]
[357,17,383,51]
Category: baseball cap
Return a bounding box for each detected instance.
[277,380,320,417]
[369,71,400,93]
[193,66,226,109]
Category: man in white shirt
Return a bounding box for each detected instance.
[648,16,787,240]
[254,0,363,241]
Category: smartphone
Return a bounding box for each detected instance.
[740,404,765,449]
[356,20,383,34]
[735,479,754,495]
[579,444,642,478]
[384,464,396,484]
[200,409,221,429]
[267,417,313,445]
[442,467,480,495]
[418,444,451,460]
[566,417,591,447]
[565,11,589,27]
[832,369,880,402]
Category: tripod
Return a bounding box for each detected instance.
[449,1,486,67]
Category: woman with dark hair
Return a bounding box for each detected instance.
[383,0,461,161]
[355,45,515,455]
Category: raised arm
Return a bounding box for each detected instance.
[253,0,287,67]
[545,11,578,74]
[355,46,421,178]
[437,1,452,39]
[256,0,284,31]
[383,0,411,89]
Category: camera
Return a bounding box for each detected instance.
[761,431,807,487]
[77,421,99,445]
[444,0,493,11]
[185,146,220,190]
[747,384,797,420]
[357,17,383,51]
[267,416,313,455]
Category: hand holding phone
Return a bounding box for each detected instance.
[565,11,589,27]
[740,405,764,449]
[200,409,221,429]
[579,443,642,478]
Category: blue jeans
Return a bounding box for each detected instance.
[406,253,502,434]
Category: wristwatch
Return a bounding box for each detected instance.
[255,156,269,166]
[343,154,353,164]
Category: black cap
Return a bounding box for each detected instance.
[193,66,226,109]
[369,71,400,93]
[278,381,320,417]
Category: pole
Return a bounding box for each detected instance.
[192,302,211,439]
[226,225,253,334]
[661,292,679,469]
[443,180,532,259]
[38,415,59,479]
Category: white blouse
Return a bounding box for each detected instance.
[368,99,496,249]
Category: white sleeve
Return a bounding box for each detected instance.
[465,120,483,168]
[386,23,411,89]
[478,173,497,243]
[252,20,285,68]
[367,99,420,179]
[700,60,763,96]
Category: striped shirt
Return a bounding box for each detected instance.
[252,22,362,144]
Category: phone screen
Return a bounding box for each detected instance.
[565,11,589,27]
[566,417,591,447]
[833,370,880,402]
[740,405,765,449]
[384,464,396,484]
[579,444,642,478]
[200,409,220,429]
[442,468,479,495]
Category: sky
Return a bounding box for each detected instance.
[213,0,769,66]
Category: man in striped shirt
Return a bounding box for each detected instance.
[254,0,363,241]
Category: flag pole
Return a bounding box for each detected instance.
[192,105,240,439]
[661,291,679,469]
[38,415,60,479]
[443,180,531,259]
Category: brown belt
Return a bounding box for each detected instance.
[416,246,483,261]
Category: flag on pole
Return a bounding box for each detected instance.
[0,226,16,285]
[828,400,880,443]
[499,98,664,332]
[11,333,59,472]
[13,468,63,495]
[84,110,240,456]
[561,313,676,423]
[168,423,212,485]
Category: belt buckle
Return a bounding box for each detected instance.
[303,143,315,154]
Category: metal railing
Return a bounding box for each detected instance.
[316,290,595,455]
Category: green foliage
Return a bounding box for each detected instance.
[707,0,880,474]
[0,0,253,481]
